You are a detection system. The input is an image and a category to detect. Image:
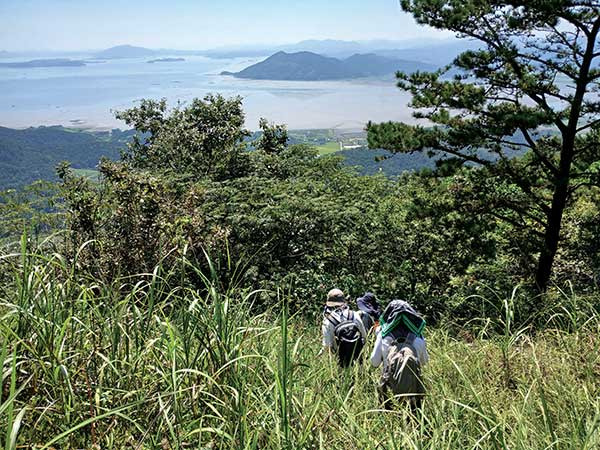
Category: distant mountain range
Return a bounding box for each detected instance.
[199,40,367,59]
[0,58,86,68]
[221,51,436,81]
[1,38,479,67]
[201,38,479,65]
[369,42,480,66]
[279,39,471,58]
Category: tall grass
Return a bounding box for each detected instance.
[0,239,599,448]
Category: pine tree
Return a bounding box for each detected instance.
[368,1,600,290]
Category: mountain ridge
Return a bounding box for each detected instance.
[221,51,436,81]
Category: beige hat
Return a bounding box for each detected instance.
[326,288,347,307]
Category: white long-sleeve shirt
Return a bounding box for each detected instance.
[370,330,429,371]
[322,307,368,350]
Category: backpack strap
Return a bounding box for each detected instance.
[393,333,419,362]
[325,311,341,327]
[325,308,352,328]
[389,332,417,350]
[334,311,355,332]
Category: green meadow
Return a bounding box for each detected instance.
[315,141,342,155]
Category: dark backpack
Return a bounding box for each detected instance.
[326,310,365,367]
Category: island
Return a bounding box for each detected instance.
[0,58,86,68]
[147,58,186,64]
[220,51,436,81]
[94,45,157,59]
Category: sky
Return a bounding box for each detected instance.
[0,0,450,52]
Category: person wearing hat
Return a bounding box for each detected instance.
[356,292,382,333]
[370,299,429,410]
[370,299,429,371]
[319,288,367,365]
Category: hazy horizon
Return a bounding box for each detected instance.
[0,37,458,56]
[0,0,451,52]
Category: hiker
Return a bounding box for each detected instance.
[320,288,367,367]
[356,292,381,333]
[370,299,429,411]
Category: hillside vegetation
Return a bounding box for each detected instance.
[0,91,598,450]
[3,95,598,313]
[0,126,133,189]
[0,126,444,190]
[2,2,600,447]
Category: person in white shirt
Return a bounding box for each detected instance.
[320,288,368,366]
[370,299,429,410]
[370,329,429,370]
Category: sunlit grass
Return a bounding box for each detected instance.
[0,239,599,448]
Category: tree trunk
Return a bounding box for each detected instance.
[535,180,569,291]
[535,124,577,292]
[535,18,600,291]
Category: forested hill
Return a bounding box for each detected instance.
[222,51,436,80]
[0,126,444,189]
[341,148,438,175]
[0,126,132,189]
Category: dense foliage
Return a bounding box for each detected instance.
[0,123,445,190]
[37,94,596,324]
[338,147,437,175]
[0,180,62,240]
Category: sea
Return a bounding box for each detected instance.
[0,54,415,131]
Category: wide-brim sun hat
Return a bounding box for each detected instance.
[357,292,381,317]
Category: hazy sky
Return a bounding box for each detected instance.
[0,0,450,51]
